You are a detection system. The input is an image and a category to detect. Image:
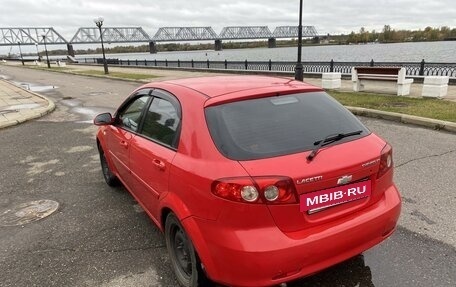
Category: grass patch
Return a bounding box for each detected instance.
[73,70,159,80]
[328,90,456,122]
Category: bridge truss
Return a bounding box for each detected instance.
[219,26,273,40]
[0,27,67,46]
[70,27,151,44]
[153,27,218,41]
[273,26,319,38]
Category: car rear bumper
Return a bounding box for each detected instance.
[185,184,401,287]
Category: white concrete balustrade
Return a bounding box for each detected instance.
[321,72,342,89]
[421,76,449,98]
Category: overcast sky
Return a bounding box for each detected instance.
[1,0,455,40]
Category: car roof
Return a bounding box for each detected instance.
[150,75,322,98]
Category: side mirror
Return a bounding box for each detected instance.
[94,113,114,126]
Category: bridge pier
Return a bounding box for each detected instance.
[214,39,222,51]
[268,38,276,48]
[67,44,75,57]
[149,41,157,54]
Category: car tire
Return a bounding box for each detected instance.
[98,147,119,187]
[165,213,212,287]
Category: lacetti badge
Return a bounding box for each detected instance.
[300,180,371,212]
[296,175,323,185]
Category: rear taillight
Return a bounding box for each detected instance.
[377,144,393,178]
[212,176,298,204]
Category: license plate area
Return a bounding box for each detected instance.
[300,180,371,214]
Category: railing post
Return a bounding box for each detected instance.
[224,60,228,69]
[268,59,272,71]
[165,59,168,67]
[370,59,374,67]
[191,59,194,68]
[419,59,425,76]
[207,59,210,68]
[245,60,248,70]
[330,59,334,72]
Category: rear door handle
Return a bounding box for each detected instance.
[119,140,129,148]
[152,159,166,170]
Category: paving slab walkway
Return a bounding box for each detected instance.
[0,79,55,129]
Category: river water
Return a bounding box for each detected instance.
[75,41,456,63]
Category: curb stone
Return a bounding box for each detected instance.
[347,106,456,134]
[0,79,56,129]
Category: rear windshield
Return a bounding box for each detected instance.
[205,92,370,160]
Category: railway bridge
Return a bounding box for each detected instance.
[0,26,322,56]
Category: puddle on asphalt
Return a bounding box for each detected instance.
[29,85,58,92]
[12,81,58,92]
[71,106,112,122]
[61,98,82,107]
[85,91,108,96]
[0,200,59,226]
[8,80,112,123]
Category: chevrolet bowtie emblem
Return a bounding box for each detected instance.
[337,175,353,185]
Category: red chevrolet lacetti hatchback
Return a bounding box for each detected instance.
[94,75,401,287]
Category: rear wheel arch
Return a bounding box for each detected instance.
[159,201,218,282]
[164,212,213,287]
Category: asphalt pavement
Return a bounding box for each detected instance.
[0,65,455,287]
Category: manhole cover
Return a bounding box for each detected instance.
[0,200,59,226]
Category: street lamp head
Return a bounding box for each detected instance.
[41,34,46,39]
[94,16,104,27]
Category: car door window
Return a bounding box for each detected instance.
[117,95,149,132]
[141,93,181,148]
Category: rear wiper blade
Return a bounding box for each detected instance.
[307,130,363,161]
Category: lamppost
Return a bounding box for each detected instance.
[35,43,41,61]
[94,16,109,74]
[294,0,304,81]
[17,42,24,66]
[41,34,51,68]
